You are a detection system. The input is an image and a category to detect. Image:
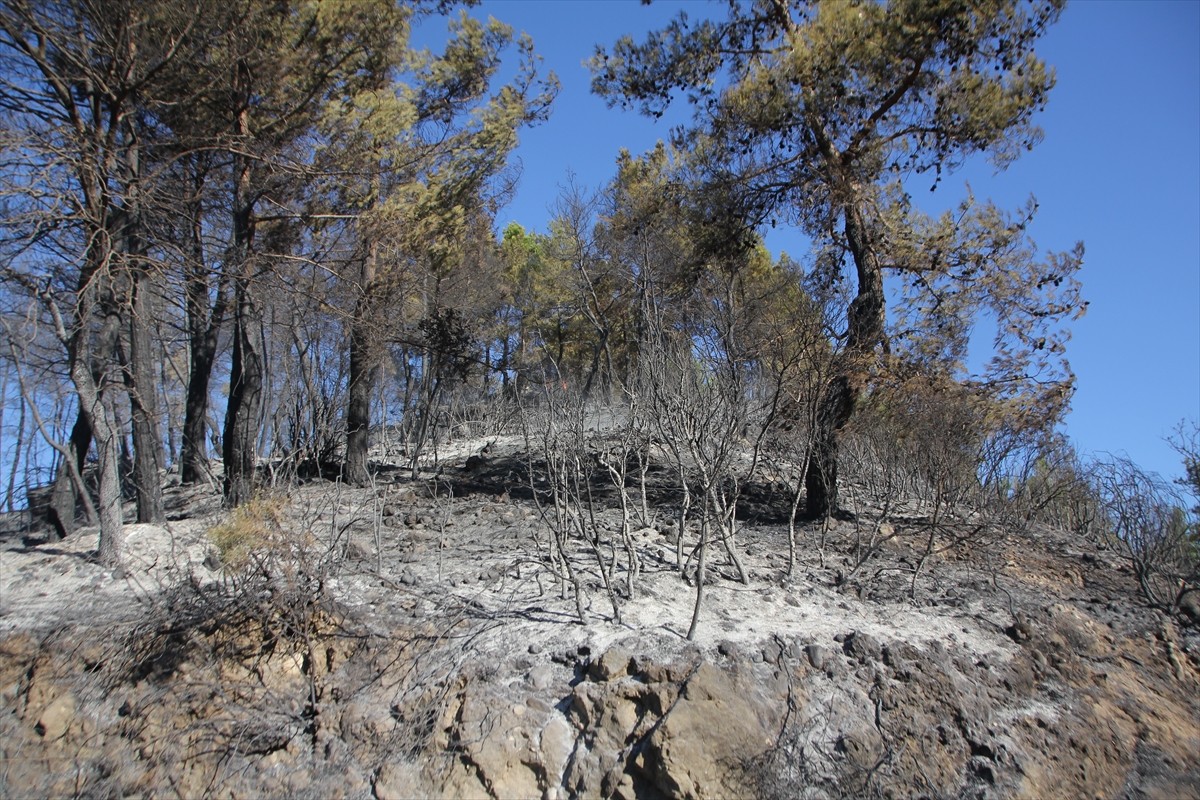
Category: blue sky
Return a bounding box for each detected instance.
[453,0,1199,484]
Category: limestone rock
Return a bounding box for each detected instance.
[1178,591,1200,626]
[843,631,883,663]
[590,646,632,682]
[35,691,76,740]
[373,761,426,800]
[635,662,778,799]
[805,643,831,670]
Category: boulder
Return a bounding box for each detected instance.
[634,662,779,799]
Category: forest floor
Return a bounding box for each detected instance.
[1,433,1198,798]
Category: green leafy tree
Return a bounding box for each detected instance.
[593,0,1085,517]
[315,8,555,486]
[212,0,423,505]
[498,220,580,389]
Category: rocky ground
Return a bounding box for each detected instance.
[1,434,1198,799]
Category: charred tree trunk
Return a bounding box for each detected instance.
[804,202,886,519]
[124,270,165,523]
[50,271,127,564]
[344,244,378,487]
[223,273,263,507]
[344,325,377,487]
[118,125,165,523]
[181,165,229,486]
[804,375,853,519]
[92,296,126,564]
[180,315,221,485]
[77,364,124,566]
[222,263,263,507]
[47,409,93,540]
[221,78,263,508]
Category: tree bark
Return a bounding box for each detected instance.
[180,167,228,486]
[221,74,263,508]
[223,271,263,507]
[344,244,378,487]
[804,375,852,519]
[78,364,124,566]
[804,202,887,519]
[345,325,377,487]
[47,408,93,540]
[3,371,24,513]
[118,122,165,523]
[125,270,165,522]
[180,329,219,484]
[53,281,126,565]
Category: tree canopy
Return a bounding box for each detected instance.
[592,0,1086,517]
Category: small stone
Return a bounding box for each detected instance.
[590,646,632,682]
[843,631,883,662]
[1006,613,1033,643]
[374,762,420,800]
[526,696,554,714]
[1178,591,1200,625]
[805,644,830,670]
[528,664,558,691]
[35,693,76,740]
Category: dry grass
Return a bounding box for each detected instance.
[207,492,290,571]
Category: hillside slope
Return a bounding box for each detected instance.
[1,439,1197,799]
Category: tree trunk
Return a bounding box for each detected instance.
[47,408,93,540]
[180,340,217,485]
[344,244,378,487]
[345,324,377,487]
[180,165,228,485]
[112,93,164,524]
[221,90,262,508]
[804,202,887,519]
[92,300,126,564]
[223,274,263,507]
[56,288,126,565]
[3,370,24,513]
[804,375,853,518]
[125,270,165,522]
[80,370,124,566]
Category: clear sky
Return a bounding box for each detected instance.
[449,0,1200,485]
